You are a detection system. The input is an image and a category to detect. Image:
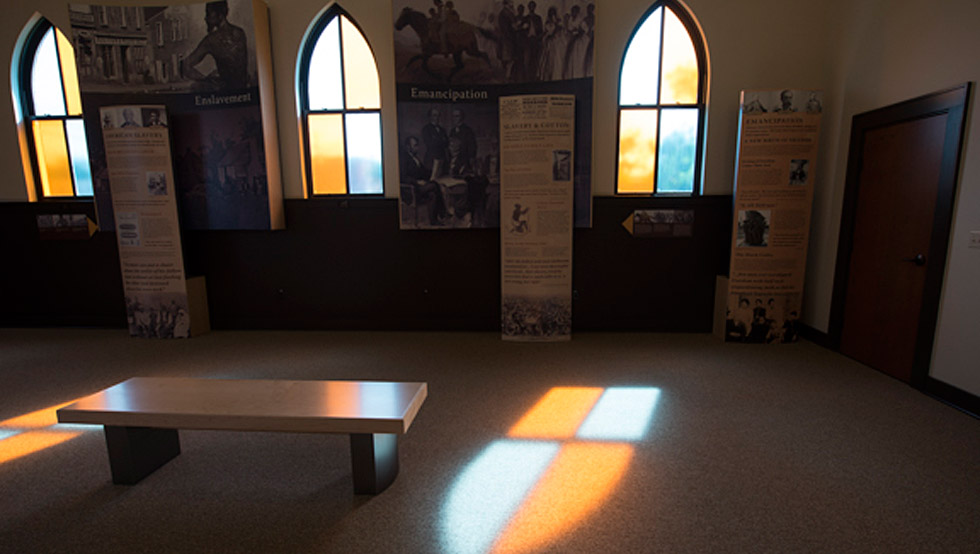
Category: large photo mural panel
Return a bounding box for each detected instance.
[68,0,282,231]
[393,0,594,229]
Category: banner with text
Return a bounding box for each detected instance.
[393,0,593,230]
[102,105,191,338]
[500,94,575,341]
[724,89,823,343]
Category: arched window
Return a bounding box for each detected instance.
[617,1,706,195]
[297,6,382,197]
[12,17,92,199]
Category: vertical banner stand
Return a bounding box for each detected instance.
[499,95,576,341]
[101,105,208,338]
[717,89,823,343]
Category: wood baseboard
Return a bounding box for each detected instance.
[923,377,979,419]
[799,323,830,348]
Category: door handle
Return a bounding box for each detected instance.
[903,254,926,266]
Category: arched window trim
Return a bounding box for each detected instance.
[615,0,708,196]
[12,15,90,201]
[296,4,384,198]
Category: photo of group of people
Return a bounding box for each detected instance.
[725,295,800,344]
[35,213,91,240]
[742,89,822,114]
[399,102,500,228]
[394,0,595,84]
[501,295,571,338]
[632,208,694,238]
[125,293,191,339]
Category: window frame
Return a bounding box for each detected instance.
[297,5,384,198]
[615,0,708,196]
[15,17,91,201]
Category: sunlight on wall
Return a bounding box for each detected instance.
[0,401,91,465]
[442,386,661,554]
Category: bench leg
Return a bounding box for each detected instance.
[349,433,399,494]
[104,426,181,485]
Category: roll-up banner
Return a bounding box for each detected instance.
[101,105,207,338]
[500,94,575,341]
[722,89,823,343]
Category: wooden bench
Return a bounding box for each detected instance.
[56,377,428,494]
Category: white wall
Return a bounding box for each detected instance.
[2,0,975,394]
[810,0,980,395]
[1,0,839,201]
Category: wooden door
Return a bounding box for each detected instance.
[831,85,970,385]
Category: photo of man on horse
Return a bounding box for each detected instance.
[395,0,495,82]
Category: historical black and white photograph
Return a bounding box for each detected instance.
[142,107,168,127]
[171,105,271,228]
[68,1,259,93]
[501,294,571,339]
[789,158,809,185]
[508,202,530,233]
[393,0,596,85]
[737,209,770,247]
[725,293,801,344]
[552,149,571,181]
[633,208,694,237]
[111,106,143,128]
[742,91,768,113]
[125,292,190,338]
[398,101,500,228]
[146,171,168,195]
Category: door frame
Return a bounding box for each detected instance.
[828,83,972,389]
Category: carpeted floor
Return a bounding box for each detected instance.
[0,328,977,553]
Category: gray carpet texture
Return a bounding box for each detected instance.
[1,328,977,553]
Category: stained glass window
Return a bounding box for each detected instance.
[617,2,706,195]
[18,20,92,198]
[300,7,383,196]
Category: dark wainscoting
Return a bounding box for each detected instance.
[1,196,732,331]
[0,200,125,327]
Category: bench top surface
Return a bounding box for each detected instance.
[57,377,428,435]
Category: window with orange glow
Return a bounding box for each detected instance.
[16,19,93,199]
[617,1,706,195]
[299,7,383,197]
